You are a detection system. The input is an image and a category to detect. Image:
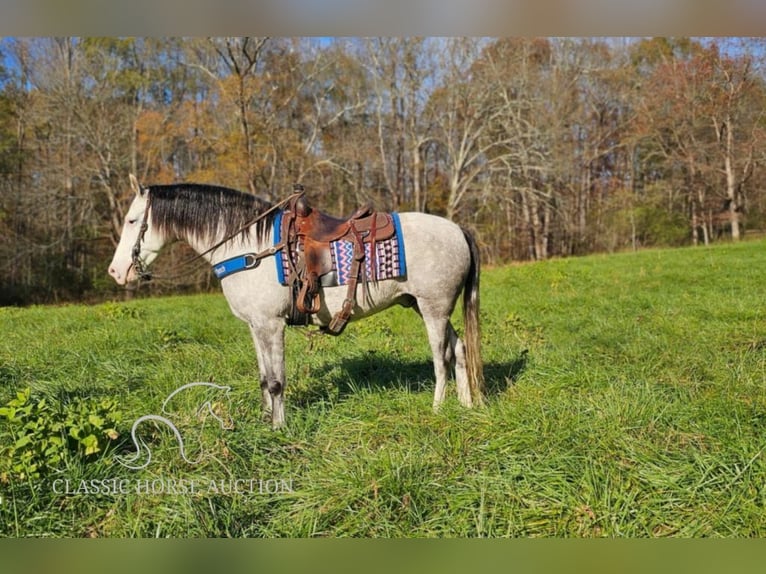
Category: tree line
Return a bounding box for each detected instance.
[1,37,765,305]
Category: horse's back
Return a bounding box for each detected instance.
[396,212,472,295]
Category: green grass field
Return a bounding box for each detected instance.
[2,239,766,537]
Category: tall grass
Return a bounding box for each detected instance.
[2,240,766,536]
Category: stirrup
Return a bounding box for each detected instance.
[296,275,320,314]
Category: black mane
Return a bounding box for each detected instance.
[148,183,274,244]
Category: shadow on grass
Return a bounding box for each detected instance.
[315,348,529,399]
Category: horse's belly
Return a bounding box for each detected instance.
[311,278,409,326]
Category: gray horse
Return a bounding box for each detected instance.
[108,175,484,428]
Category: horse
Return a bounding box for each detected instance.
[108,174,484,428]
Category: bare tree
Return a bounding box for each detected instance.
[709,42,764,240]
[429,38,523,221]
[363,37,436,211]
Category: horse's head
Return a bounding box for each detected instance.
[108,174,165,285]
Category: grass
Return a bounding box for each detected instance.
[2,240,766,537]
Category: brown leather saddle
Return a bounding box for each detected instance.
[281,186,396,335]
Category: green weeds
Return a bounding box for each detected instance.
[0,388,122,482]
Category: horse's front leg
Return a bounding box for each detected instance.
[248,319,287,429]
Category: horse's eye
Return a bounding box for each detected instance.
[127,218,137,225]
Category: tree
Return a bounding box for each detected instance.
[633,38,766,244]
[363,37,436,211]
[428,37,523,222]
[708,40,764,240]
[186,37,271,195]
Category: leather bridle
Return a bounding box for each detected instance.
[130,193,154,281]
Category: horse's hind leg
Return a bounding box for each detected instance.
[418,304,453,410]
[448,323,472,407]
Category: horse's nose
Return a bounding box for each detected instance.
[108,265,123,283]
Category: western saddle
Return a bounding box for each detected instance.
[281,185,396,335]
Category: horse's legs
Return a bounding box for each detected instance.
[448,323,472,407]
[248,319,287,429]
[418,304,452,410]
[249,328,273,420]
[415,300,473,409]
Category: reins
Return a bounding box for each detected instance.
[130,190,303,283]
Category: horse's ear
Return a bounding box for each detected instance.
[129,173,146,197]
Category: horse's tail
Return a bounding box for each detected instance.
[462,227,485,406]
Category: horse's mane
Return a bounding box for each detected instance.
[148,183,274,244]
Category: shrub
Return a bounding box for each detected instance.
[0,388,122,483]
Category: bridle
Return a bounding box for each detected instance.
[131,192,154,281]
[129,186,304,283]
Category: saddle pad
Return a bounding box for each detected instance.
[273,211,407,287]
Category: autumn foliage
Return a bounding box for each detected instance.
[1,37,765,304]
